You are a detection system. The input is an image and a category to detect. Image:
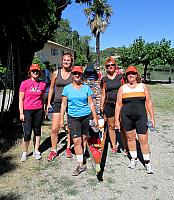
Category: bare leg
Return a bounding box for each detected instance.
[138,132,150,154]
[120,126,128,152]
[51,113,60,150]
[21,140,30,152]
[66,131,71,149]
[126,130,137,152]
[73,137,83,167]
[107,117,116,149]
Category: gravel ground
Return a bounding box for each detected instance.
[0,84,174,200]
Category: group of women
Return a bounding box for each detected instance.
[19,54,155,176]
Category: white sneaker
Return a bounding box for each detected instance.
[33,151,41,160]
[128,158,137,169]
[145,163,154,174]
[20,152,27,162]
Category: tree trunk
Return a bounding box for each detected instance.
[143,63,148,82]
[96,32,100,69]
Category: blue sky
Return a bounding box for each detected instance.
[62,0,174,50]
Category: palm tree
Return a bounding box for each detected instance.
[84,0,112,68]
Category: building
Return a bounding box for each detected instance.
[35,40,75,69]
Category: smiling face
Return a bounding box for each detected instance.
[62,55,72,69]
[30,70,41,79]
[126,71,138,84]
[105,61,117,74]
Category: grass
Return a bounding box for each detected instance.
[148,84,174,113]
[65,188,79,196]
[60,176,75,187]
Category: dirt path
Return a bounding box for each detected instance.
[0,84,174,200]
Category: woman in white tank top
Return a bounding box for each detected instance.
[115,66,155,174]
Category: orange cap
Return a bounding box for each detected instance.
[29,64,41,72]
[126,66,138,74]
[72,66,83,73]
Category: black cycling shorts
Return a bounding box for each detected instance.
[121,111,147,134]
[104,102,115,118]
[67,114,92,139]
[52,100,62,113]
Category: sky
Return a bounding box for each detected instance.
[62,0,174,50]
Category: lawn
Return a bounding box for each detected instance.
[148,84,174,114]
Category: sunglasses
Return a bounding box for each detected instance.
[31,70,40,74]
[72,72,82,76]
[106,64,116,68]
[126,72,137,76]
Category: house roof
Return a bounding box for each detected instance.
[47,40,75,52]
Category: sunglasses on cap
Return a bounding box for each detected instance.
[105,64,116,68]
[72,72,82,76]
[31,70,40,74]
[126,71,137,76]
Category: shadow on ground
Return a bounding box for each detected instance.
[0,155,16,176]
[0,118,22,176]
[38,130,71,155]
[0,193,21,200]
[0,120,23,154]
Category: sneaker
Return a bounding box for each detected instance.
[33,151,42,160]
[66,148,72,158]
[145,163,154,174]
[111,147,118,155]
[47,150,57,161]
[120,149,128,156]
[72,165,86,176]
[20,152,27,162]
[128,158,137,169]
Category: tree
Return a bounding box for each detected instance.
[159,38,171,67]
[118,37,160,80]
[52,19,94,65]
[100,47,116,64]
[0,0,70,121]
[117,46,135,68]
[84,0,112,68]
[52,19,73,47]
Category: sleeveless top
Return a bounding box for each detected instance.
[121,83,146,119]
[122,83,146,105]
[54,69,73,102]
[101,74,123,104]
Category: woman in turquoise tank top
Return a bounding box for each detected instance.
[60,66,98,176]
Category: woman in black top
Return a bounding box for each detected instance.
[47,53,73,161]
[100,57,124,154]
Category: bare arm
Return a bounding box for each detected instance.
[60,96,67,128]
[100,83,106,114]
[115,86,123,129]
[143,84,155,127]
[19,91,25,121]
[46,70,57,111]
[88,96,98,125]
